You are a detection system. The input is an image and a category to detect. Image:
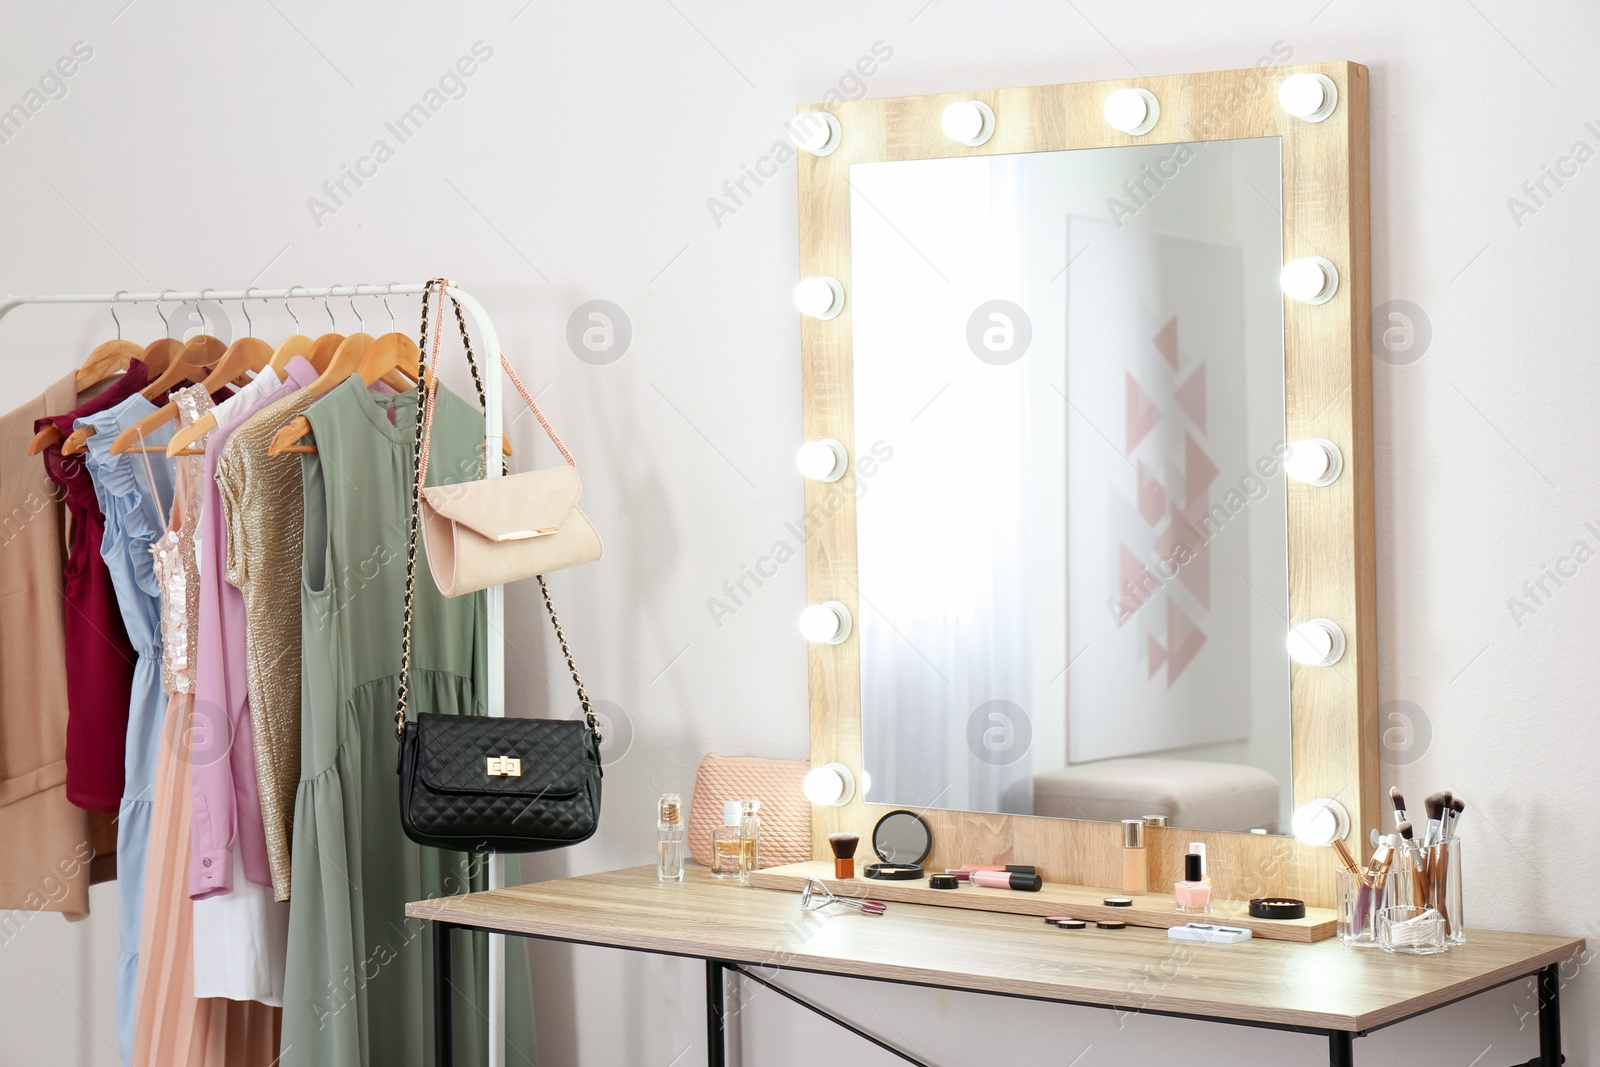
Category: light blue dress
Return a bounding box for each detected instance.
[79,395,174,1065]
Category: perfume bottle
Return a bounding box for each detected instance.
[738,799,762,884]
[657,793,685,882]
[711,801,744,879]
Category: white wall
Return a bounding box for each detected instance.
[1,1,1596,1064]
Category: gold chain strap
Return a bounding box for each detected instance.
[394,279,599,742]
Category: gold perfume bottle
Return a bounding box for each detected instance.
[737,798,761,884]
[711,801,744,879]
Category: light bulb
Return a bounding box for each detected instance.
[796,439,848,482]
[1284,438,1342,486]
[792,110,842,156]
[1287,619,1345,667]
[793,276,844,320]
[1278,73,1338,122]
[1104,88,1159,135]
[802,762,856,806]
[1280,257,1339,304]
[1291,798,1350,847]
[940,100,995,146]
[799,601,852,644]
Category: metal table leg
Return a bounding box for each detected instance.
[1329,1030,1354,1067]
[707,960,727,1067]
[1538,964,1562,1066]
[434,922,454,1067]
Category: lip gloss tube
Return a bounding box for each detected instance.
[969,869,1043,892]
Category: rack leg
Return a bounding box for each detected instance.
[1328,1030,1354,1067]
[434,922,454,1067]
[1538,964,1562,1066]
[707,959,726,1067]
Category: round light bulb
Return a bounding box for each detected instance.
[1278,73,1339,122]
[940,100,995,146]
[1280,256,1339,304]
[793,276,844,320]
[1103,88,1159,135]
[799,601,852,644]
[1284,438,1343,486]
[1291,797,1351,847]
[796,439,848,482]
[802,762,856,806]
[1287,618,1346,667]
[793,110,842,156]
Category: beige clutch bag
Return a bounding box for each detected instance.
[688,753,812,869]
[415,341,602,598]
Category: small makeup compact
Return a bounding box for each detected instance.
[928,873,958,890]
[1103,896,1134,908]
[1056,919,1087,930]
[1096,920,1126,930]
[864,862,923,880]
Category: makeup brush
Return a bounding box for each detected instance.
[1422,792,1448,847]
[1444,797,1466,841]
[828,832,860,880]
[1397,821,1425,907]
[1389,786,1409,830]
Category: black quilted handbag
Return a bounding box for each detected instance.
[394,281,603,854]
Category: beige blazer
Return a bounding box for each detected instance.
[0,372,110,919]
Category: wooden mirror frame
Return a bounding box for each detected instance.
[797,62,1375,909]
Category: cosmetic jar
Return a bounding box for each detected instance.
[928,873,958,890]
[1249,898,1306,920]
[1096,920,1126,930]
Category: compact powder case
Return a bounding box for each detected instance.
[1055,919,1087,930]
[1249,897,1307,920]
[1103,897,1134,908]
[1096,920,1126,930]
[864,863,924,881]
[928,873,958,889]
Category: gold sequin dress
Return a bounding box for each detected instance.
[214,385,318,902]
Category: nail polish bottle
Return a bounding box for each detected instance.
[1175,852,1213,914]
[1121,819,1148,894]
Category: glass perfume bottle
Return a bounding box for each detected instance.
[738,798,762,884]
[657,793,685,882]
[711,801,744,879]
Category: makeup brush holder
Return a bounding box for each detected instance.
[1336,868,1390,947]
[1426,839,1464,945]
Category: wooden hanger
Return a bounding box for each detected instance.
[266,331,374,455]
[63,333,224,456]
[358,330,420,393]
[76,339,141,392]
[157,293,280,458]
[114,333,270,456]
[27,334,142,456]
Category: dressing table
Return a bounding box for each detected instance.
[411,865,1579,1066]
[415,60,1580,1067]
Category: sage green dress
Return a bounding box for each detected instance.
[282,376,535,1067]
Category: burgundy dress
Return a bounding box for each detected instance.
[34,359,150,812]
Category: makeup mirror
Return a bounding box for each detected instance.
[872,810,933,865]
[853,138,1291,835]
[799,63,1377,908]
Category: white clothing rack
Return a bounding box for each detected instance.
[1,281,511,1067]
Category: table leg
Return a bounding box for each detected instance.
[706,959,727,1067]
[1538,964,1562,1066]
[434,922,454,1067]
[1329,1031,1354,1067]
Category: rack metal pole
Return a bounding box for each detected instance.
[1,280,509,1067]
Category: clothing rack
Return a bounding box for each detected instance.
[1,281,512,1067]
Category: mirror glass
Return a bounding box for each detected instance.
[871,810,933,864]
[852,137,1292,835]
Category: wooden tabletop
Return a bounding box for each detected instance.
[406,864,1583,1033]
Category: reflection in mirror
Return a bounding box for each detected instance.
[853,137,1292,835]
